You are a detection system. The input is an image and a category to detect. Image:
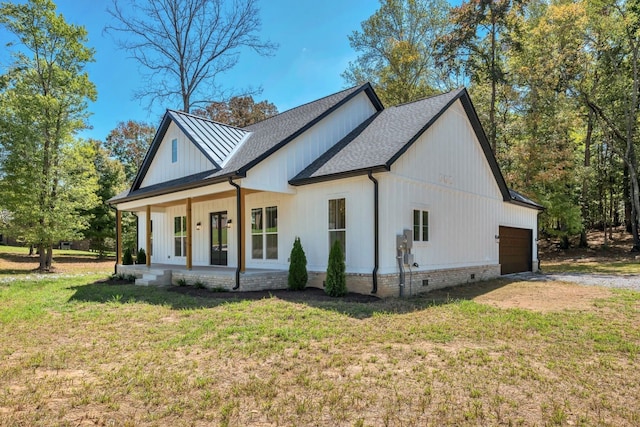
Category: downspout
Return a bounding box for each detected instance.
[228,177,241,290]
[368,171,379,294]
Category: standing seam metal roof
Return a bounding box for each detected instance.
[168,110,250,167]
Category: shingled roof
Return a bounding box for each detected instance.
[114,83,381,203]
[289,88,468,185]
[111,83,541,210]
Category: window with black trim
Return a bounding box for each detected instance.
[171,138,178,163]
[328,198,346,256]
[174,216,186,256]
[251,206,278,260]
[413,209,429,242]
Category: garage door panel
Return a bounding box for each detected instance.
[499,226,532,275]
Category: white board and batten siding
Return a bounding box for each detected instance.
[136,198,237,267]
[141,122,216,188]
[241,91,378,193]
[377,100,536,274]
[242,177,375,274]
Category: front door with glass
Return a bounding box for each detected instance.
[210,211,228,266]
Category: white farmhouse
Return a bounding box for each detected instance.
[111,83,541,297]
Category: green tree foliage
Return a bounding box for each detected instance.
[507,1,587,243]
[106,0,277,112]
[192,96,278,127]
[104,120,155,184]
[437,0,523,154]
[0,0,98,271]
[325,240,346,297]
[83,141,126,258]
[287,237,308,291]
[343,0,458,106]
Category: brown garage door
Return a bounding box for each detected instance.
[499,226,532,275]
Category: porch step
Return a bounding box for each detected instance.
[135,269,172,287]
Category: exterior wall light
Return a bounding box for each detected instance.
[196,222,202,231]
[227,219,232,228]
[495,234,500,243]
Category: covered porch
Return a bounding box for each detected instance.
[114,179,266,289]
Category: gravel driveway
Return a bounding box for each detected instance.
[511,272,640,292]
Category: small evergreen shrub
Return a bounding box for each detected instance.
[325,240,346,297]
[176,278,188,287]
[122,248,133,265]
[288,237,308,290]
[136,248,147,264]
[194,280,206,289]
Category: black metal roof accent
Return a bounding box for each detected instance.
[508,189,545,210]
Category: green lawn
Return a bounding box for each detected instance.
[1,272,639,426]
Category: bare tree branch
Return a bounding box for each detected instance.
[105,0,277,112]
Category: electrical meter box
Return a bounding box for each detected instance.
[404,253,414,266]
[403,229,413,250]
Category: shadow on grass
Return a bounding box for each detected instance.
[68,277,518,319]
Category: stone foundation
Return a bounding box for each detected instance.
[308,264,501,298]
[118,264,502,298]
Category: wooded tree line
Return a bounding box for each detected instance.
[1,0,639,272]
[345,0,640,251]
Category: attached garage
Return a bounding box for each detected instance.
[499,226,533,275]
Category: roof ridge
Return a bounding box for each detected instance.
[389,87,465,109]
[167,109,251,133]
[245,84,368,128]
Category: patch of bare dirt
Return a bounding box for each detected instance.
[471,280,612,312]
[539,227,639,263]
[0,250,114,274]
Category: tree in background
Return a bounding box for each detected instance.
[192,95,278,127]
[106,0,277,112]
[104,120,155,183]
[579,0,640,250]
[506,0,588,247]
[437,0,523,155]
[82,141,127,258]
[0,0,98,271]
[343,0,458,106]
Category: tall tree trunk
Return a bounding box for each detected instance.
[37,243,46,271]
[580,109,594,247]
[489,15,497,154]
[45,246,53,271]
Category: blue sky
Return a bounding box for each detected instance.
[1,0,381,141]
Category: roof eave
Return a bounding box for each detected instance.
[109,171,245,205]
[289,165,389,186]
[507,198,545,211]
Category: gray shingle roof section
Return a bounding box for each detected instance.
[290,88,465,184]
[112,84,378,204]
[168,110,250,167]
[211,84,373,176]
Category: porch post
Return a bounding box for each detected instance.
[186,197,193,270]
[145,205,151,267]
[116,209,122,265]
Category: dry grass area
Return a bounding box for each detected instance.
[1,273,639,426]
[1,244,639,426]
[0,245,114,275]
